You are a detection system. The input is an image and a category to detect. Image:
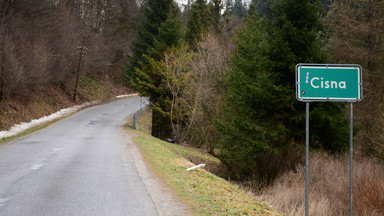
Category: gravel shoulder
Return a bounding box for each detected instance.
[122,128,193,216]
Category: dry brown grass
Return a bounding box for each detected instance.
[257,152,384,216]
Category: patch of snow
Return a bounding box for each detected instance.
[113,93,138,99]
[0,100,101,140]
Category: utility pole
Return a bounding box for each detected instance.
[73,46,87,103]
[0,37,4,111]
[0,4,9,112]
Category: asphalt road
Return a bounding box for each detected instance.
[0,97,159,216]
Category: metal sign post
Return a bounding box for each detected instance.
[305,102,309,216]
[296,64,362,216]
[349,103,353,216]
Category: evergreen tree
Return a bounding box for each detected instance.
[208,0,227,34]
[217,11,279,181]
[266,0,348,153]
[185,0,209,49]
[126,0,176,87]
[225,0,233,10]
[250,0,269,15]
[127,0,182,139]
[217,0,349,182]
[229,0,245,18]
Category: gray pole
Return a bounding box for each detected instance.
[305,102,309,216]
[73,46,83,103]
[350,103,353,216]
[140,97,142,110]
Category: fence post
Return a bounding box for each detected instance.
[133,113,139,130]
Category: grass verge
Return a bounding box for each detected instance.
[129,128,281,216]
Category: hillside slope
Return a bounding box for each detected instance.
[128,126,281,215]
[0,75,132,131]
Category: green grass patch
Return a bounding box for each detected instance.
[135,106,152,134]
[129,106,225,175]
[130,130,281,216]
[166,143,227,177]
[79,75,108,100]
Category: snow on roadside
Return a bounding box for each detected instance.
[0,100,101,140]
[113,93,138,99]
[0,93,139,140]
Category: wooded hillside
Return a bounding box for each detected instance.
[0,0,140,129]
[0,0,142,98]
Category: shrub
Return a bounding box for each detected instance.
[257,153,384,216]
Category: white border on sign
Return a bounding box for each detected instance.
[296,64,363,102]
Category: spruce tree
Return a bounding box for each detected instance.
[185,0,210,49]
[250,0,269,15]
[266,0,349,153]
[208,0,226,34]
[230,0,245,18]
[143,9,182,139]
[126,0,176,87]
[185,0,228,50]
[217,11,277,181]
[127,0,182,139]
[217,0,349,182]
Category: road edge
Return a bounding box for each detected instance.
[121,127,193,216]
[0,94,138,147]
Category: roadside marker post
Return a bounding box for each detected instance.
[296,64,362,216]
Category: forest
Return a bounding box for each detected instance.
[0,0,140,128]
[1,0,383,215]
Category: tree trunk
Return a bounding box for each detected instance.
[0,38,4,111]
[0,64,3,112]
[73,46,83,103]
[151,108,172,140]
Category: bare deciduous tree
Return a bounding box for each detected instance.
[0,0,140,106]
[326,0,384,158]
[162,46,194,143]
[188,34,232,153]
[162,34,233,153]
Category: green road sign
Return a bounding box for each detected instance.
[296,64,363,102]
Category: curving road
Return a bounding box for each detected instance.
[0,97,159,216]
